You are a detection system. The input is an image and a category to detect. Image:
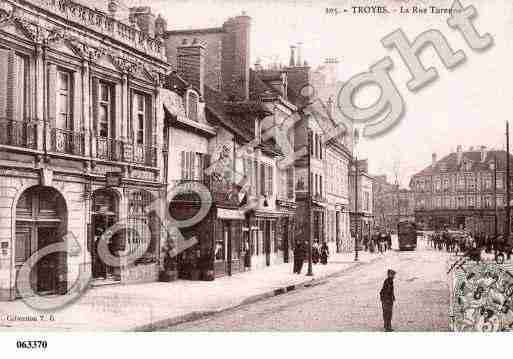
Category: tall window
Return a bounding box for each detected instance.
[133,92,146,144]
[468,175,475,190]
[56,70,72,130]
[468,196,474,207]
[187,92,198,121]
[286,166,294,199]
[260,163,274,196]
[497,177,504,189]
[484,175,492,189]
[99,82,112,138]
[181,151,206,181]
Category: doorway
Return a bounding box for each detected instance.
[15,186,67,296]
[91,189,121,282]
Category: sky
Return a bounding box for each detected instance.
[103,0,513,188]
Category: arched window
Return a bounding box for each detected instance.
[187,91,199,122]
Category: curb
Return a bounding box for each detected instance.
[133,255,386,332]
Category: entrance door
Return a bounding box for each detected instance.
[92,213,119,280]
[37,227,60,294]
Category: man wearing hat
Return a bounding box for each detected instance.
[380,269,396,331]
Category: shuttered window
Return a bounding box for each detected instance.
[187,92,198,122]
[0,49,27,121]
[56,70,72,130]
[97,81,114,138]
[259,163,274,196]
[180,151,207,181]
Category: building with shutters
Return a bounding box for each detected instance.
[164,14,297,277]
[0,0,169,300]
[411,146,513,236]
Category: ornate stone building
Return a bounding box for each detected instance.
[0,0,169,300]
[411,146,513,235]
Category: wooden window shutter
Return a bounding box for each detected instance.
[91,77,99,135]
[73,71,81,130]
[0,48,10,118]
[203,154,211,185]
[180,150,186,180]
[47,64,58,127]
[260,163,266,195]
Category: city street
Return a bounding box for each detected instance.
[166,246,451,331]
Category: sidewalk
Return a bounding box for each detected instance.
[0,251,389,331]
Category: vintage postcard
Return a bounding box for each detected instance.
[0,0,512,350]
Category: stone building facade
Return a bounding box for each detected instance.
[0,0,169,300]
[349,160,374,248]
[373,175,415,232]
[411,146,513,236]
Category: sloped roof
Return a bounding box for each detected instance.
[413,149,513,177]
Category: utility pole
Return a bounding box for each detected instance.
[306,129,313,276]
[354,156,359,261]
[494,155,498,240]
[507,122,511,245]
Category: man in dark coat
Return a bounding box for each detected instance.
[380,269,396,331]
[293,240,306,274]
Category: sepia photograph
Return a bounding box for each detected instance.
[1,0,513,355]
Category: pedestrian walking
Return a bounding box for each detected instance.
[386,232,392,251]
[320,241,329,265]
[380,269,396,332]
[312,240,320,264]
[293,240,306,274]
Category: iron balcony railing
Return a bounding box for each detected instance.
[95,136,157,167]
[0,118,37,149]
[50,128,85,156]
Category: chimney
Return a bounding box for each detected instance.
[296,42,303,67]
[154,14,167,37]
[432,152,437,165]
[289,45,296,67]
[480,145,487,162]
[129,7,156,37]
[222,12,251,100]
[456,145,463,164]
[177,38,206,96]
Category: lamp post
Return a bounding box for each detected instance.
[353,158,359,261]
[492,155,498,241]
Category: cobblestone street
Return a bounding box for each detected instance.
[167,246,451,331]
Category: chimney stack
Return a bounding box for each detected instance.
[177,38,206,96]
[296,42,303,67]
[222,13,251,100]
[480,145,487,162]
[456,145,463,164]
[289,45,296,67]
[432,152,437,165]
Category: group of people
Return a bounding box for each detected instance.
[430,229,476,254]
[293,240,330,274]
[363,231,392,254]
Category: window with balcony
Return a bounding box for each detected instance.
[0,49,36,149]
[133,92,146,145]
[98,82,113,138]
[56,70,72,131]
[443,178,450,191]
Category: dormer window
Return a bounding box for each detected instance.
[187,91,199,122]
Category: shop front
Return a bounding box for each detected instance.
[213,207,245,277]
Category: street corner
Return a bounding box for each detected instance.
[448,258,513,332]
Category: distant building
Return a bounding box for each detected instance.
[373,175,415,232]
[410,145,513,236]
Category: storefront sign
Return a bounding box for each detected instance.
[217,208,245,220]
[106,172,122,187]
